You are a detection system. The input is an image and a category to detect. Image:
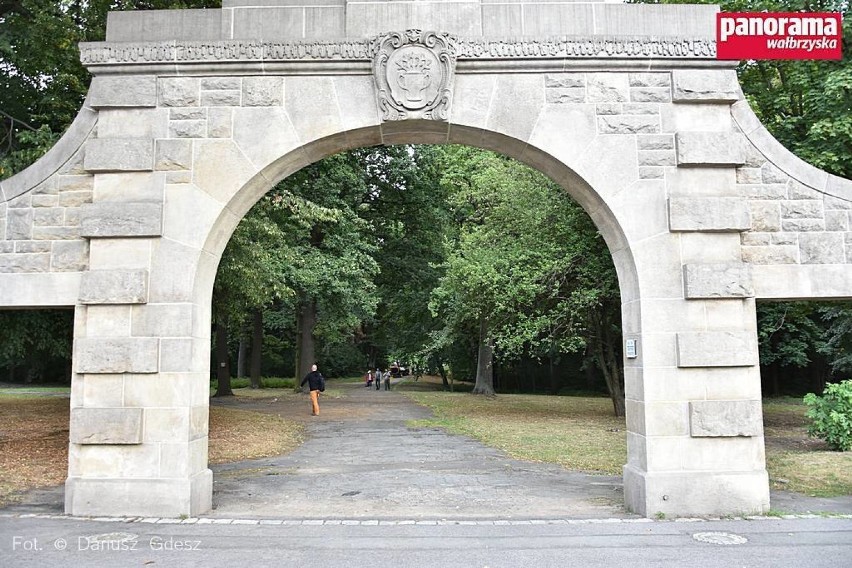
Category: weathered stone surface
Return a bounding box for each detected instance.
[782,218,825,232]
[781,200,824,219]
[637,134,674,151]
[799,233,845,264]
[243,77,284,106]
[676,331,758,367]
[70,408,143,444]
[84,139,153,172]
[672,70,739,103]
[742,245,798,264]
[676,132,746,166]
[15,241,51,253]
[683,263,754,299]
[825,210,849,232]
[200,90,241,107]
[79,269,149,304]
[630,88,670,103]
[169,120,207,139]
[546,88,585,104]
[597,115,659,134]
[628,73,670,88]
[748,202,781,232]
[623,103,659,115]
[669,197,750,232]
[689,400,762,437]
[89,76,157,108]
[159,78,200,107]
[33,208,64,227]
[545,74,584,88]
[201,78,240,91]
[586,73,629,103]
[0,253,50,273]
[155,139,193,171]
[736,167,762,185]
[52,240,90,272]
[80,202,163,237]
[207,108,232,138]
[74,337,159,373]
[638,166,664,179]
[6,208,33,239]
[638,150,675,167]
[787,180,821,200]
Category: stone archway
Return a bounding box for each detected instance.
[1,1,850,519]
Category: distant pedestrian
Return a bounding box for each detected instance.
[384,371,391,391]
[365,370,373,388]
[300,364,325,416]
[376,369,382,391]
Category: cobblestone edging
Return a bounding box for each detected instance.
[2,512,850,526]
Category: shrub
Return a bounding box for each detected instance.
[803,380,852,451]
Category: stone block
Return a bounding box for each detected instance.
[16,241,50,253]
[741,184,787,200]
[159,77,200,107]
[93,172,164,203]
[638,151,675,167]
[676,331,758,367]
[84,139,153,172]
[52,240,89,272]
[825,210,849,232]
[545,74,585,88]
[33,208,64,227]
[630,88,670,103]
[84,305,132,337]
[782,218,825,232]
[79,269,149,304]
[171,108,206,120]
[736,167,762,184]
[546,88,585,104]
[788,180,821,200]
[201,78,240,91]
[675,132,746,166]
[595,103,620,115]
[58,191,93,207]
[200,90,241,107]
[207,107,234,138]
[243,77,284,106]
[80,202,163,237]
[623,103,659,115]
[669,197,750,232]
[99,109,168,140]
[6,208,32,239]
[780,200,824,219]
[742,245,798,264]
[638,167,664,180]
[0,253,50,273]
[131,303,193,337]
[74,337,159,374]
[672,70,740,103]
[689,400,763,437]
[637,135,674,151]
[761,162,788,184]
[628,73,671,88]
[169,120,207,139]
[586,73,629,103]
[70,407,143,444]
[799,233,845,264]
[89,76,157,108]
[155,139,193,171]
[748,202,781,232]
[598,115,659,134]
[683,263,754,299]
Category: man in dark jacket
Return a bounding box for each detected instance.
[300,364,325,416]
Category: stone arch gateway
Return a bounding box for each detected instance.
[1,2,851,518]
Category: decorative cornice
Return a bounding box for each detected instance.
[79,34,717,71]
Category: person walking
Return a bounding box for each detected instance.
[376,368,382,391]
[384,370,391,391]
[300,364,325,416]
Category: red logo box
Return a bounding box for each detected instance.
[716,12,842,60]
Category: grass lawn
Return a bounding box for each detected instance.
[402,383,852,497]
[0,392,303,507]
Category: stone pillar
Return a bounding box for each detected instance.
[622,70,769,516]
[64,88,213,516]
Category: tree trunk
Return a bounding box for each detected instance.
[472,315,495,395]
[250,309,263,389]
[215,317,233,397]
[593,315,624,417]
[295,297,317,392]
[237,337,247,378]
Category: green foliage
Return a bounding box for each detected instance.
[0,309,74,382]
[210,377,294,390]
[804,380,852,451]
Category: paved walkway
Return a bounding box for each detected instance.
[209,381,628,519]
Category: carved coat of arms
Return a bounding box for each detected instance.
[371,30,457,121]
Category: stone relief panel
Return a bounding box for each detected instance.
[371,30,457,121]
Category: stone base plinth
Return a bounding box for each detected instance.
[623,465,769,517]
[65,469,212,517]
